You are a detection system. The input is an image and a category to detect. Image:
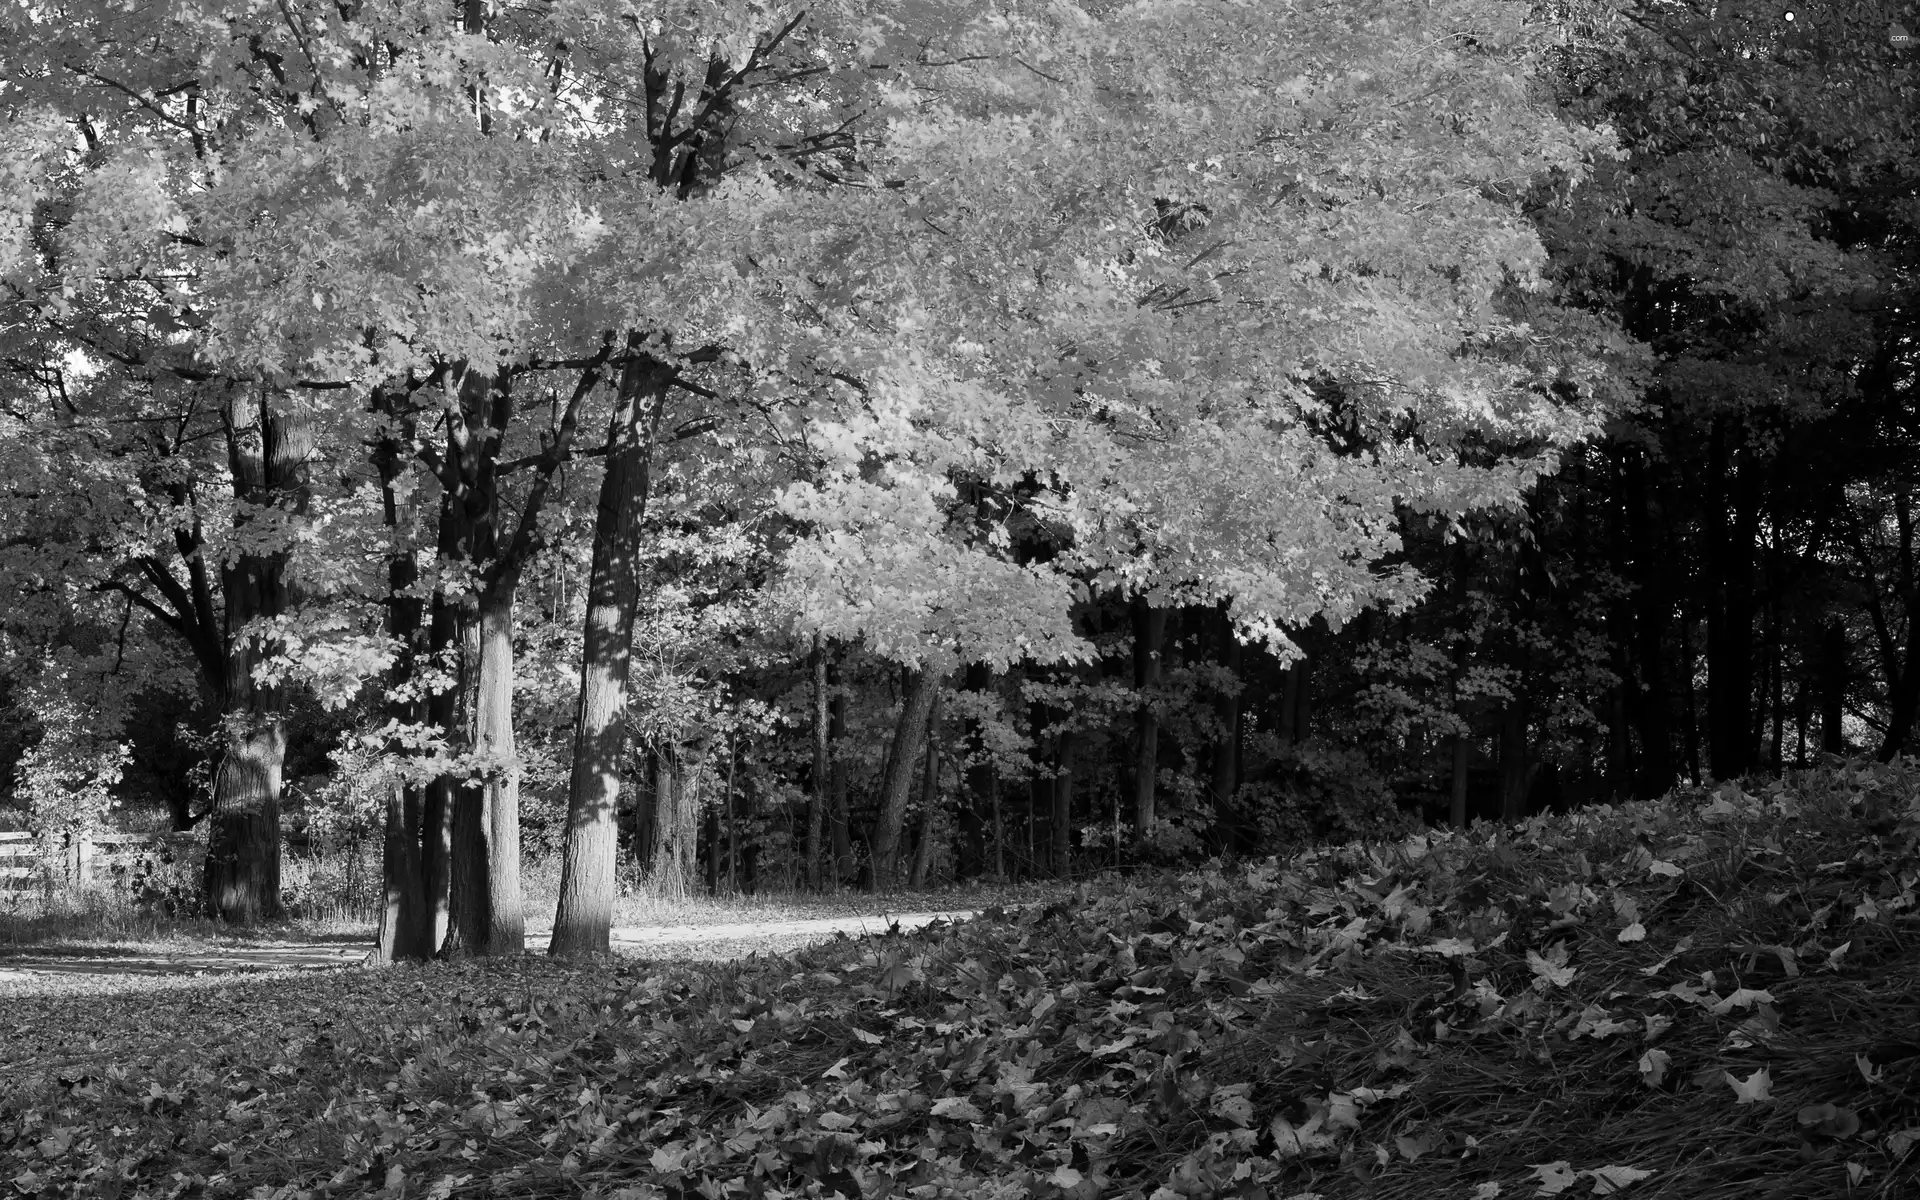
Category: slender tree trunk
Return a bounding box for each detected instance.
[1705,420,1756,780]
[1208,607,1243,853]
[828,667,851,885]
[205,389,309,925]
[870,668,937,889]
[1131,599,1167,833]
[1449,732,1471,827]
[1820,620,1849,754]
[476,590,523,952]
[908,688,943,889]
[550,354,669,958]
[1498,703,1532,823]
[1626,456,1675,797]
[957,662,992,879]
[808,638,829,890]
[1051,729,1076,880]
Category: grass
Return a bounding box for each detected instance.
[4,762,1918,1199]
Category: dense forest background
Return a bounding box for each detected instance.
[0,0,1914,958]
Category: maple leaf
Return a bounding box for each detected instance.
[1724,1068,1773,1104]
[1531,1160,1579,1195]
[1588,1165,1653,1194]
[1526,947,1576,988]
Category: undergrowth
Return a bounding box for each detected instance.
[4,760,1918,1199]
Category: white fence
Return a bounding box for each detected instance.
[0,829,201,891]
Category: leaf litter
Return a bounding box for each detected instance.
[4,761,1920,1198]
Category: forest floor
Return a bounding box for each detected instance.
[5,766,1920,1200]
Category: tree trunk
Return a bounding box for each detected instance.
[648,747,703,899]
[828,666,852,885]
[1625,455,1675,797]
[870,667,937,889]
[373,389,433,964]
[1820,619,1848,754]
[550,354,670,958]
[1705,419,1756,780]
[1051,729,1076,880]
[808,638,829,890]
[1131,599,1167,833]
[1449,732,1471,827]
[1208,607,1242,853]
[956,662,993,880]
[205,389,309,925]
[1498,702,1532,823]
[908,688,943,890]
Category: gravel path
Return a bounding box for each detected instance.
[0,910,977,997]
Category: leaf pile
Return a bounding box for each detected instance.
[6,761,1920,1199]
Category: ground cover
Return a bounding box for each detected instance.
[4,763,1918,1199]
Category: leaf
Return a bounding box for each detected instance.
[1588,1165,1653,1194]
[1826,941,1851,970]
[1394,1131,1436,1161]
[1527,948,1576,988]
[1856,1053,1884,1084]
[851,1027,885,1045]
[1887,1129,1919,1159]
[1048,1166,1084,1189]
[1474,1185,1503,1199]
[929,1097,984,1122]
[1647,860,1684,878]
[1616,922,1646,944]
[1708,988,1773,1015]
[1637,1049,1671,1089]
[1796,1103,1861,1138]
[1531,1161,1579,1195]
[1724,1067,1772,1104]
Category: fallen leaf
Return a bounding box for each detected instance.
[1048,1165,1084,1188]
[1532,1160,1579,1196]
[1796,1103,1861,1138]
[1616,922,1646,944]
[1474,1185,1503,1199]
[851,1027,884,1045]
[1887,1129,1919,1159]
[1826,942,1851,971]
[1589,1164,1653,1194]
[1527,949,1576,989]
[1724,1067,1772,1104]
[929,1097,984,1122]
[1394,1131,1435,1161]
[1647,860,1683,878]
[1637,1049,1671,1089]
[1854,896,1879,921]
[1708,988,1773,1015]
[1856,1054,1884,1084]
[1846,1162,1869,1186]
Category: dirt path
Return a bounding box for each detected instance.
[0,910,977,995]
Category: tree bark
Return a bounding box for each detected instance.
[828,669,852,885]
[550,353,670,958]
[869,667,937,889]
[1131,599,1166,833]
[1820,619,1849,754]
[373,389,431,963]
[1051,728,1076,880]
[956,662,993,880]
[1705,419,1756,780]
[205,388,309,925]
[1498,702,1532,823]
[807,638,829,890]
[908,687,943,889]
[1207,607,1242,853]
[1625,454,1676,797]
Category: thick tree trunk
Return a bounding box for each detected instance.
[478,591,524,952]
[550,355,669,958]
[374,391,432,964]
[1131,599,1167,833]
[869,667,937,889]
[206,389,309,925]
[647,747,703,899]
[908,687,944,889]
[205,719,284,924]
[956,662,993,880]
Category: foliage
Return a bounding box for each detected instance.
[7,762,1918,1198]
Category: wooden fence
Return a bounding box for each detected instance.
[0,829,201,891]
